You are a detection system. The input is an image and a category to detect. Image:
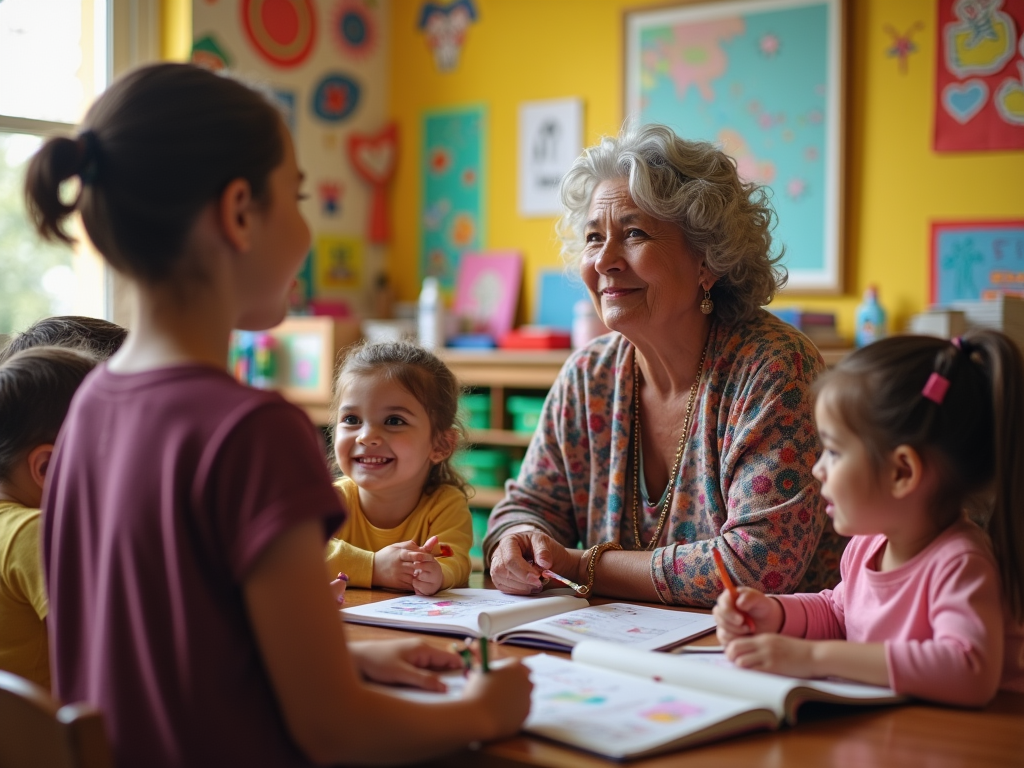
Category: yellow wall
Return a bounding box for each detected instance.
[160,0,191,61]
[389,0,1024,340]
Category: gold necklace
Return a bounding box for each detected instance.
[631,340,710,550]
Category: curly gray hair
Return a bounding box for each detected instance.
[557,123,787,326]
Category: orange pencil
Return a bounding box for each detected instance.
[712,547,757,633]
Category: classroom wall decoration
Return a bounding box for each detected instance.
[421,106,485,289]
[935,0,1024,151]
[418,0,477,72]
[194,0,390,316]
[884,21,924,74]
[348,122,398,244]
[624,0,844,294]
[452,252,522,341]
[931,220,1024,303]
[518,98,584,218]
[242,0,318,68]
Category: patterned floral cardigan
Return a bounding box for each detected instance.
[483,310,846,607]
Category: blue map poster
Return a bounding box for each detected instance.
[421,106,485,290]
[931,221,1024,303]
[625,0,842,293]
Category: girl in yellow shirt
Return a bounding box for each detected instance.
[326,341,473,595]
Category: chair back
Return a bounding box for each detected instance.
[0,670,111,768]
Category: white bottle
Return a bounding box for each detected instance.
[572,299,608,349]
[417,276,445,349]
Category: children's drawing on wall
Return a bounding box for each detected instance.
[421,107,484,289]
[316,234,363,290]
[625,0,842,292]
[931,221,1024,303]
[936,0,1024,150]
[518,98,583,217]
[348,122,398,243]
[418,0,477,72]
[290,252,314,313]
[241,0,317,68]
[884,21,924,74]
[190,34,232,71]
[331,0,377,58]
[311,72,361,122]
[318,181,344,217]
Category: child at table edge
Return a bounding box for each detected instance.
[714,331,1024,707]
[326,340,474,596]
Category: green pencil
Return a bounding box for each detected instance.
[479,635,490,673]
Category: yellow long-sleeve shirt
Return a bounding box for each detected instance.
[0,501,49,690]
[325,477,473,590]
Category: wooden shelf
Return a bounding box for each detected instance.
[440,349,571,388]
[466,428,534,447]
[469,486,506,508]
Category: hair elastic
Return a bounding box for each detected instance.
[922,372,951,404]
[77,129,100,184]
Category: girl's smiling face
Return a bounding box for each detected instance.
[333,372,446,498]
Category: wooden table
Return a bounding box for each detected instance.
[342,580,1024,768]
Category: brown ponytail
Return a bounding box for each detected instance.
[23,135,89,246]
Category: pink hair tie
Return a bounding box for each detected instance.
[922,372,950,404]
[952,337,963,350]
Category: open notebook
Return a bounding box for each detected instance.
[340,588,717,652]
[520,641,906,759]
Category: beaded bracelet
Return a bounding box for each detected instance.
[576,541,623,596]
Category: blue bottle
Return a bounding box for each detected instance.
[854,285,887,348]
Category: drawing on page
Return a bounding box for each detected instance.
[372,594,518,618]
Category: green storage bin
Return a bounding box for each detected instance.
[509,457,523,480]
[454,447,508,488]
[469,508,489,564]
[458,393,491,430]
[506,395,546,435]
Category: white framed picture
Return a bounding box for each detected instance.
[518,98,584,217]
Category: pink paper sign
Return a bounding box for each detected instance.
[453,252,523,340]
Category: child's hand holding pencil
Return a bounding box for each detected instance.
[710,546,785,643]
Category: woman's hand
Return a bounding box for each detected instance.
[712,586,784,642]
[490,530,582,595]
[348,638,462,692]
[461,661,534,740]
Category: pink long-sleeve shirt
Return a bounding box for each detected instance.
[775,518,1024,707]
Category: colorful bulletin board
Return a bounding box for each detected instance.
[931,221,1024,303]
[421,106,485,290]
[452,252,522,340]
[935,0,1024,152]
[624,0,844,293]
[193,0,390,316]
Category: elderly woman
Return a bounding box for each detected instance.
[484,123,845,606]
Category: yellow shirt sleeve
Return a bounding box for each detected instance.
[324,480,375,588]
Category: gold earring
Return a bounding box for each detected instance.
[700,289,714,315]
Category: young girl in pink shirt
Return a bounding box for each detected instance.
[713,331,1024,706]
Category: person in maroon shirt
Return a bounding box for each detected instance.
[25,62,531,768]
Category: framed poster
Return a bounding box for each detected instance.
[625,0,844,293]
[931,220,1024,303]
[518,98,584,217]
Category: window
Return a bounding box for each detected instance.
[0,0,161,337]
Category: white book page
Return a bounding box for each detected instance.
[523,654,767,759]
[573,642,900,720]
[341,588,587,636]
[499,603,717,651]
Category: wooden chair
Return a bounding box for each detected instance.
[0,670,111,768]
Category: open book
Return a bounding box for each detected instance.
[340,588,717,652]
[520,640,906,760]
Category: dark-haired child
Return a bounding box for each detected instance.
[713,331,1024,706]
[327,340,473,596]
[0,315,126,365]
[0,347,96,690]
[25,62,530,768]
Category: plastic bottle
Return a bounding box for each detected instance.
[417,276,446,349]
[854,285,887,348]
[571,299,609,349]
